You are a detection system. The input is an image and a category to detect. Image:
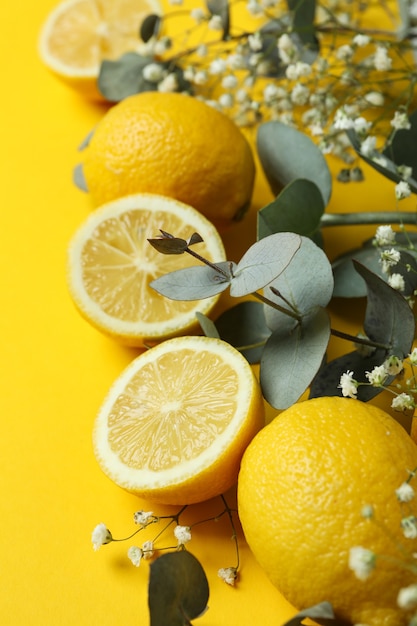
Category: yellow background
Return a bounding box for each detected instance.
[1,1,415,624]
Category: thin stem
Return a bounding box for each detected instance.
[220,494,240,570]
[330,327,390,350]
[321,212,417,228]
[252,291,301,322]
[185,247,231,278]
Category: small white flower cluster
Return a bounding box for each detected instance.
[373,225,412,295]
[128,2,415,160]
[349,470,417,615]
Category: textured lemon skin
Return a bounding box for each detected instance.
[93,337,265,505]
[82,92,256,229]
[238,397,417,626]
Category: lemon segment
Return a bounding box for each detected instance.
[67,193,226,345]
[93,336,265,504]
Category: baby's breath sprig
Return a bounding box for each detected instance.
[91,495,241,584]
[98,0,417,164]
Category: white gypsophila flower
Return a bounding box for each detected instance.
[218,93,234,108]
[221,74,238,89]
[411,0,417,22]
[227,53,246,70]
[263,83,285,103]
[401,515,417,539]
[396,482,415,503]
[336,44,354,61]
[277,33,297,64]
[353,117,371,135]
[158,73,178,93]
[388,273,406,292]
[353,33,371,47]
[338,371,358,399]
[127,546,143,567]
[174,525,192,545]
[291,83,309,105]
[395,181,412,200]
[248,32,263,51]
[236,88,250,103]
[409,347,417,364]
[391,111,412,130]
[397,164,413,180]
[361,504,374,519]
[190,8,205,23]
[208,14,223,30]
[209,58,227,75]
[247,0,264,15]
[134,510,154,526]
[398,584,417,610]
[380,248,401,274]
[154,37,172,55]
[333,107,355,130]
[218,567,237,585]
[360,136,377,157]
[92,523,112,550]
[372,155,389,168]
[142,63,164,83]
[286,64,298,80]
[365,364,388,386]
[196,44,208,58]
[364,91,384,106]
[374,225,396,246]
[374,45,392,71]
[348,546,376,580]
[309,123,324,136]
[193,70,209,85]
[142,540,155,559]
[392,393,415,412]
[384,355,403,375]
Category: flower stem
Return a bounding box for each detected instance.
[330,327,390,350]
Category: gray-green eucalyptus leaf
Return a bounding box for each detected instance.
[260,307,331,409]
[148,551,209,626]
[257,121,332,204]
[257,178,325,240]
[281,601,337,626]
[150,263,233,300]
[73,163,88,192]
[264,236,334,331]
[230,232,301,297]
[98,52,157,102]
[214,301,271,363]
[195,312,220,338]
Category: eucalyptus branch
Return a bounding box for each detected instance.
[320,211,417,228]
[330,327,390,350]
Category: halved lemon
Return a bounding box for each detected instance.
[93,336,265,504]
[38,0,161,98]
[67,193,226,346]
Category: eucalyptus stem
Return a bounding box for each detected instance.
[252,291,302,321]
[321,211,417,228]
[330,327,390,350]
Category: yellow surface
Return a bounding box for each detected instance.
[2,1,416,625]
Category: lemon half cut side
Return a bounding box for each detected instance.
[67,193,226,346]
[38,0,162,97]
[93,336,265,505]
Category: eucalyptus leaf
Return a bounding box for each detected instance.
[309,348,392,401]
[383,109,417,181]
[195,312,220,338]
[281,601,340,626]
[140,14,162,42]
[78,129,94,151]
[214,301,271,363]
[346,128,417,194]
[287,0,317,47]
[264,236,334,331]
[98,52,156,102]
[230,232,301,297]
[333,244,417,298]
[260,307,331,409]
[257,178,325,240]
[73,163,88,192]
[206,0,230,38]
[353,261,415,357]
[148,236,188,255]
[257,122,332,204]
[148,551,209,626]
[188,232,204,246]
[150,263,234,300]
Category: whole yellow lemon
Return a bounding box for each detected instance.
[82,92,256,230]
[238,396,417,626]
